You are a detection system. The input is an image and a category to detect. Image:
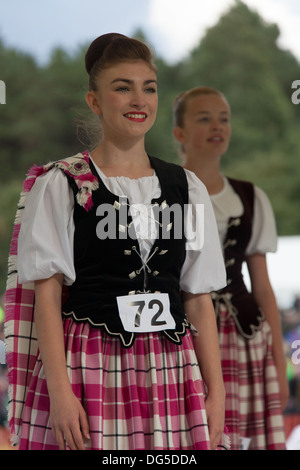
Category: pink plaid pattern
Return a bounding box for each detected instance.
[4,152,97,443]
[5,168,43,443]
[218,307,286,449]
[18,322,215,450]
[4,153,229,450]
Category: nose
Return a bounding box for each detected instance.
[211,118,223,130]
[130,89,146,109]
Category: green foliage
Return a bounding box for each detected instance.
[0,1,300,291]
[148,1,300,235]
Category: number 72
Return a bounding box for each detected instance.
[128,299,166,327]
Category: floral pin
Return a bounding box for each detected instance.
[55,151,99,212]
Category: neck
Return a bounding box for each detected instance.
[91,138,153,178]
[183,153,224,195]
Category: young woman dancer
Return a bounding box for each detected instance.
[5,36,229,450]
[173,86,288,450]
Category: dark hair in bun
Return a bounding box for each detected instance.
[85,33,156,90]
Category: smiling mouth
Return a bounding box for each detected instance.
[124,113,147,122]
[208,136,223,142]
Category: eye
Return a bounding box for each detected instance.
[115,86,130,92]
[144,86,157,94]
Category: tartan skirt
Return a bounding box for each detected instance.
[218,306,286,450]
[18,318,226,450]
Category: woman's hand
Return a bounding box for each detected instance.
[247,254,290,412]
[49,388,90,450]
[34,275,90,450]
[205,392,225,450]
[182,292,227,450]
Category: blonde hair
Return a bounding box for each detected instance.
[173,86,226,128]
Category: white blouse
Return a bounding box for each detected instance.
[18,161,227,295]
[210,176,277,255]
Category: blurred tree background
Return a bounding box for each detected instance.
[0,1,300,292]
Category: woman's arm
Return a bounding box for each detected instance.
[34,274,90,450]
[182,291,225,450]
[246,253,289,411]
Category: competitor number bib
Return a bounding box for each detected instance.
[117,293,175,333]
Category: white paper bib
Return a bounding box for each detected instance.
[117,293,175,333]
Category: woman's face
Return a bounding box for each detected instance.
[174,93,231,159]
[86,60,158,144]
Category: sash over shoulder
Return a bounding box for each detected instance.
[4,151,97,444]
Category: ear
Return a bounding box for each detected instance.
[173,126,185,144]
[86,91,102,116]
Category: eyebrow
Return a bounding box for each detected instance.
[196,110,230,114]
[110,78,157,85]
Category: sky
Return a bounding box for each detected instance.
[0,0,300,65]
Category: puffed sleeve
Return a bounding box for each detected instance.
[17,167,76,285]
[180,170,227,294]
[246,186,277,255]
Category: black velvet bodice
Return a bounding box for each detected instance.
[62,155,190,347]
[212,177,265,338]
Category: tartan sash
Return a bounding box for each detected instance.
[4,151,98,442]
